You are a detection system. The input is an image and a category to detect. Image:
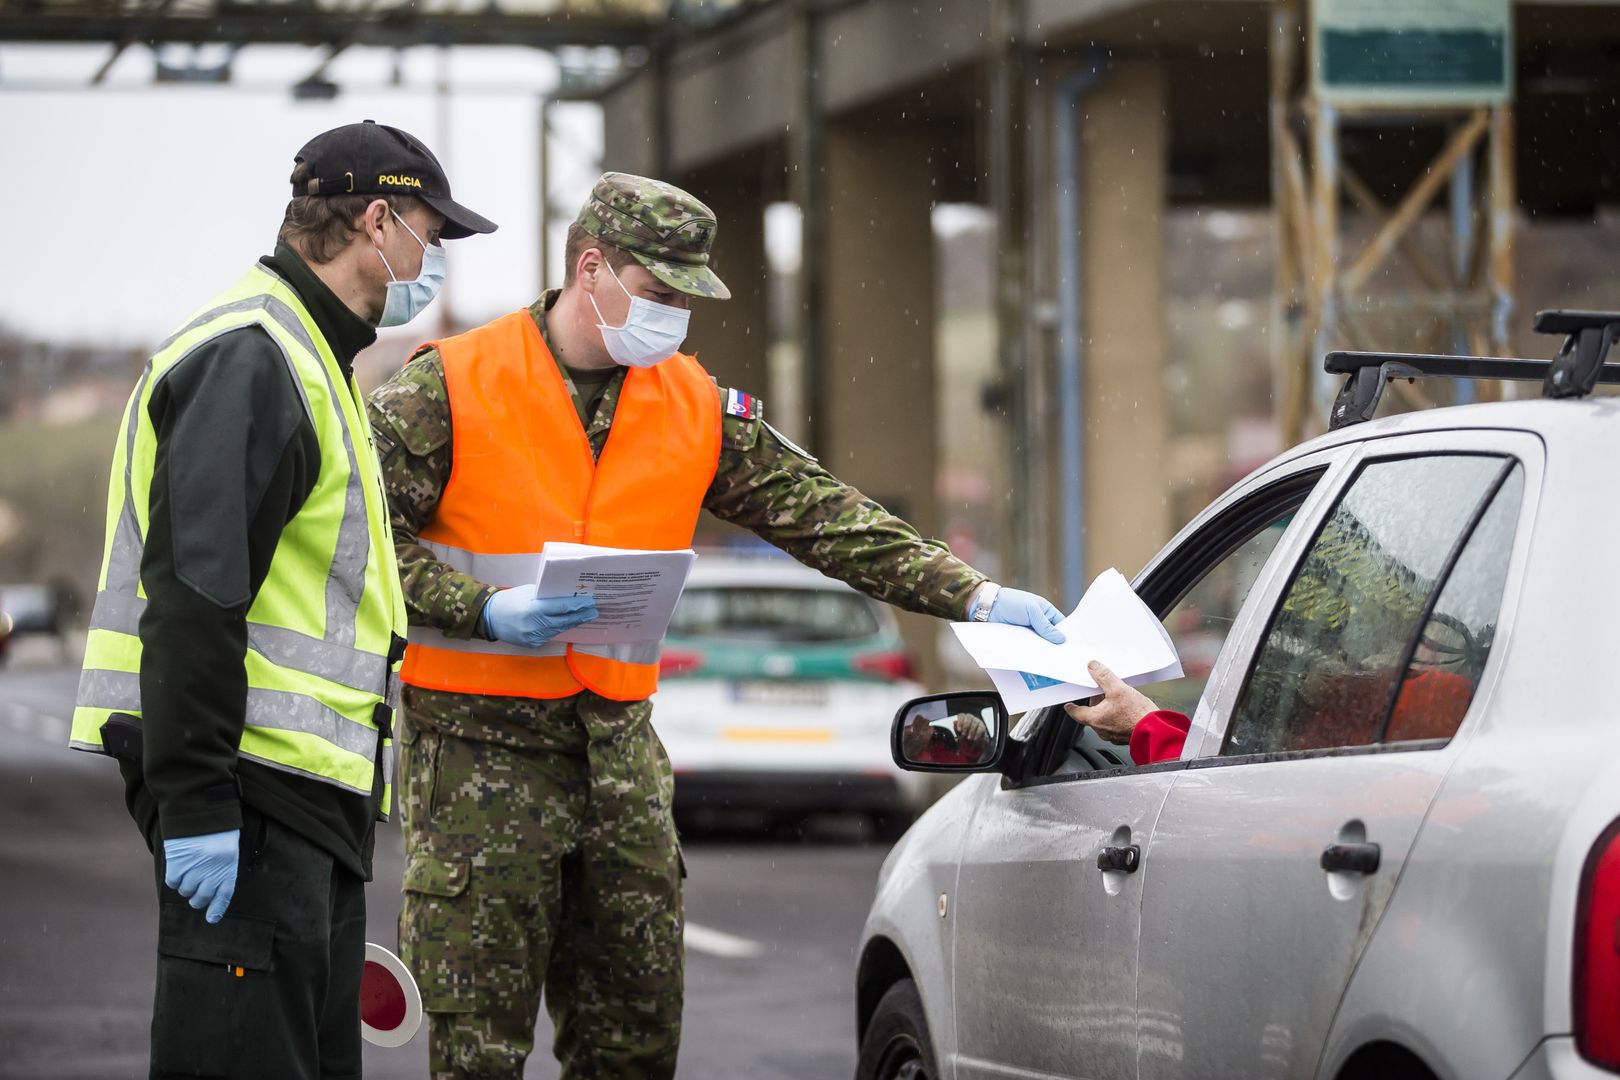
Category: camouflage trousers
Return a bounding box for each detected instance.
[397,693,683,1080]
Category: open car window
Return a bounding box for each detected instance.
[1017,467,1327,781]
[1144,515,1292,719]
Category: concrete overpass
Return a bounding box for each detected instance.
[602,0,1620,603]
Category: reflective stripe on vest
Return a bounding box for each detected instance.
[69,266,407,805]
[398,310,720,702]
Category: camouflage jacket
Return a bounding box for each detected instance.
[367,291,986,746]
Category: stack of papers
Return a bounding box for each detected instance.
[950,568,1181,711]
[536,542,697,645]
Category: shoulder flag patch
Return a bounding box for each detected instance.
[724,388,760,421]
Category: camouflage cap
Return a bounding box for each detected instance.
[575,173,731,300]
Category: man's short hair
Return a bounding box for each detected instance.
[278,161,422,265]
[563,222,640,287]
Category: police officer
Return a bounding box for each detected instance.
[68,121,494,1078]
[367,173,1065,1080]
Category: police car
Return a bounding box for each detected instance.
[854,312,1620,1080]
[652,553,928,836]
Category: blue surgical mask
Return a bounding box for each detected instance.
[588,260,691,368]
[375,210,445,328]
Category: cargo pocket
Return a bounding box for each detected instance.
[151,903,277,1077]
[399,854,476,1014]
[401,855,535,1018]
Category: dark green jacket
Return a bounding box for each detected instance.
[125,243,383,880]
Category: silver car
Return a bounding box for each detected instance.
[856,393,1620,1079]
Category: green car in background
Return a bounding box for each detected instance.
[654,553,929,838]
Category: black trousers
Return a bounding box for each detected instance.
[149,806,366,1080]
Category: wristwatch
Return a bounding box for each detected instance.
[971,581,1001,622]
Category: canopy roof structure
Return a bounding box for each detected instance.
[0,0,761,50]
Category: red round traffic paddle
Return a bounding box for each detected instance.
[360,942,422,1047]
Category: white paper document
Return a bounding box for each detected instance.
[534,542,697,645]
[951,568,1182,712]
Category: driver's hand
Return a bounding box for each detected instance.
[901,719,933,759]
[953,714,989,756]
[1064,660,1157,744]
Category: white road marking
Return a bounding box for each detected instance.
[683,921,765,960]
[2,695,775,962]
[0,700,69,744]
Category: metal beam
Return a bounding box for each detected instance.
[789,0,826,456]
[988,0,1031,584]
[1341,165,1448,293]
[1271,0,1311,446]
[1307,99,1339,422]
[1341,110,1489,293]
[1273,0,1516,438]
[539,95,553,295]
[0,14,654,49]
[88,0,175,84]
[88,39,128,83]
[1488,106,1516,350]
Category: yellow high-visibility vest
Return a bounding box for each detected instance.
[69,264,408,811]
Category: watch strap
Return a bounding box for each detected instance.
[971,581,1001,622]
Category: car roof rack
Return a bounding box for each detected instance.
[1326,309,1620,430]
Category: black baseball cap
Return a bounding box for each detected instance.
[292,120,497,240]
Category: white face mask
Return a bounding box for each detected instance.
[588,260,690,368]
[375,210,445,328]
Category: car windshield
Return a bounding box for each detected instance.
[669,586,881,643]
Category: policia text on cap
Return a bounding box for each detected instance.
[366,171,1067,1080]
[68,120,494,1079]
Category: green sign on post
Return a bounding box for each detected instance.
[1312,0,1513,107]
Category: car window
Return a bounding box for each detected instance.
[1148,514,1294,718]
[1381,466,1522,742]
[1057,511,1295,771]
[1019,468,1325,778]
[1223,455,1521,757]
[668,586,881,643]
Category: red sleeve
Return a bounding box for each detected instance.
[1130,710,1191,765]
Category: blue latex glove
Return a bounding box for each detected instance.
[163,829,240,924]
[481,585,599,648]
[988,588,1067,644]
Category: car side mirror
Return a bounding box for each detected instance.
[891,691,1010,774]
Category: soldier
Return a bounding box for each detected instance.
[367,172,1066,1080]
[67,121,494,1077]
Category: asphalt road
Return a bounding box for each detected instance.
[0,660,890,1079]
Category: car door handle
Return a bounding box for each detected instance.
[1320,842,1381,875]
[1097,845,1141,874]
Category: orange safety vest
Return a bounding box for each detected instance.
[398,310,722,701]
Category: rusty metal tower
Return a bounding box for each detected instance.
[1271,0,1517,442]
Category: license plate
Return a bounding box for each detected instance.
[730,681,829,707]
[722,727,834,743]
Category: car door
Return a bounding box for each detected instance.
[948,449,1347,1080]
[1134,430,1541,1080]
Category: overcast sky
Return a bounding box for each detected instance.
[0,42,992,356]
[0,43,609,348]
